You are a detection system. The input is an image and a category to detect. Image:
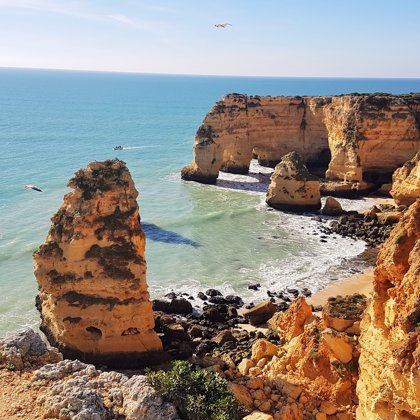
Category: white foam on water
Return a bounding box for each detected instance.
[155,161,374,306]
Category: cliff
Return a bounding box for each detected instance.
[356,200,420,418]
[181,93,420,195]
[266,152,321,212]
[390,151,420,206]
[33,159,163,367]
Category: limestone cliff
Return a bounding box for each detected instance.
[266,152,321,212]
[181,93,420,194]
[34,159,163,367]
[356,201,420,419]
[390,152,420,206]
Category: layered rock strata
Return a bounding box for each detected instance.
[181,93,420,193]
[266,152,321,212]
[356,201,420,418]
[390,151,420,206]
[34,159,163,367]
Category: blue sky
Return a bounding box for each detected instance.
[0,0,419,77]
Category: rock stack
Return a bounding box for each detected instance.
[34,159,163,367]
[266,152,321,212]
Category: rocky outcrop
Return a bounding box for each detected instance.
[226,294,368,419]
[181,93,420,194]
[33,359,180,420]
[33,159,163,367]
[390,151,420,206]
[0,328,62,370]
[356,201,420,419]
[266,152,321,212]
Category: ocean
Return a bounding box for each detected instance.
[1,68,420,336]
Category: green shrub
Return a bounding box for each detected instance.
[5,362,16,371]
[146,360,245,420]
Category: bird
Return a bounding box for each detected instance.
[24,184,43,192]
[214,23,232,28]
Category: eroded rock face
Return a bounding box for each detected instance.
[34,159,163,367]
[266,152,321,212]
[182,93,420,194]
[356,201,420,419]
[390,151,420,206]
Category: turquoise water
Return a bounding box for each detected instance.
[1,68,420,336]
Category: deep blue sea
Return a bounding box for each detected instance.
[1,68,420,335]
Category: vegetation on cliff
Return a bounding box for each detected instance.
[147,360,245,420]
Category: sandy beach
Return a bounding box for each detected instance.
[308,267,374,306]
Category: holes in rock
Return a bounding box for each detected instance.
[121,327,140,336]
[86,326,102,338]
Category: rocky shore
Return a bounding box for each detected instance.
[1,134,419,419]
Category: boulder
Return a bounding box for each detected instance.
[322,294,367,332]
[251,339,278,361]
[321,197,343,216]
[212,330,236,346]
[267,297,312,342]
[242,301,277,326]
[266,152,321,212]
[228,383,254,410]
[0,328,62,370]
[321,329,353,363]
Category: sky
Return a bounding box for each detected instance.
[0,0,419,77]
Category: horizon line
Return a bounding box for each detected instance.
[1,65,420,80]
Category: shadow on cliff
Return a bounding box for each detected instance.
[141,222,201,247]
[216,172,271,193]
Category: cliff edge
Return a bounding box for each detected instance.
[181,93,420,195]
[356,200,420,418]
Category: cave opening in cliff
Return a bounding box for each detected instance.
[362,169,393,185]
[306,148,332,178]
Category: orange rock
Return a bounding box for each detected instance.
[268,297,313,342]
[357,201,420,419]
[321,329,353,363]
[390,152,420,206]
[248,377,264,390]
[228,382,253,410]
[182,94,420,195]
[319,401,338,415]
[238,358,255,375]
[34,160,162,367]
[251,339,279,361]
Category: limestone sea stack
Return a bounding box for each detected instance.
[266,152,321,212]
[34,159,163,367]
[356,200,420,418]
[181,93,420,195]
[390,151,420,206]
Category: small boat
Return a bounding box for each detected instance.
[113,145,123,150]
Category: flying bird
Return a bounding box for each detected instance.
[214,23,232,28]
[24,185,43,192]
